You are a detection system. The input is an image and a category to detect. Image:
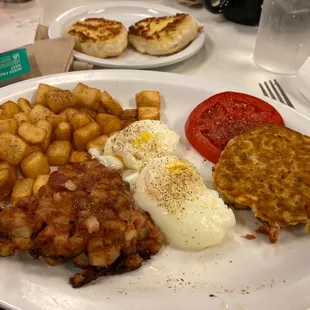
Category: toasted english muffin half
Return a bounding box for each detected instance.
[128,13,203,56]
[67,18,128,59]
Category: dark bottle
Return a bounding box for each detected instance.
[203,0,263,26]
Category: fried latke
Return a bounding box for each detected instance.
[213,124,310,243]
[0,160,163,287]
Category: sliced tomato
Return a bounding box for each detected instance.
[185,91,285,163]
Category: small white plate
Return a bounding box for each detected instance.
[48,2,205,69]
[0,70,310,310]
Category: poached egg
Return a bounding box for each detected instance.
[134,156,236,250]
[104,120,180,171]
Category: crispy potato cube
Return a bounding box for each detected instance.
[18,122,47,144]
[97,106,107,114]
[11,178,34,201]
[58,108,79,120]
[100,91,123,116]
[95,113,115,125]
[108,131,120,137]
[73,122,100,151]
[0,162,17,200]
[121,119,136,129]
[47,140,71,166]
[0,160,12,170]
[53,122,72,141]
[120,109,137,120]
[138,107,160,120]
[37,120,52,152]
[1,101,20,118]
[70,113,92,131]
[135,90,161,108]
[20,151,50,178]
[79,108,97,120]
[0,132,28,165]
[46,115,68,130]
[13,112,28,126]
[69,151,91,163]
[33,174,49,194]
[0,119,18,134]
[35,83,60,107]
[0,109,9,120]
[74,83,101,111]
[86,135,108,151]
[17,98,32,114]
[24,145,41,157]
[45,89,78,113]
[100,117,122,135]
[28,105,53,124]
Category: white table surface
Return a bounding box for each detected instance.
[0,0,310,116]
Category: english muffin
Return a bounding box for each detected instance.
[67,18,128,59]
[213,124,310,243]
[128,13,203,56]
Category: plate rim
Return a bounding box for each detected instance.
[48,1,205,69]
[0,69,308,123]
[1,70,310,310]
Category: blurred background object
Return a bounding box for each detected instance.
[177,0,202,7]
[254,0,310,75]
[203,0,263,26]
[4,0,32,2]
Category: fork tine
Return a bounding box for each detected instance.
[264,81,276,100]
[269,80,285,104]
[273,79,295,109]
[259,83,269,97]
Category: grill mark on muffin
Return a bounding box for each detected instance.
[68,18,124,43]
[128,13,188,40]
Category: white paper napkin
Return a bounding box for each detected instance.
[296,57,310,103]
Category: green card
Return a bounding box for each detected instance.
[0,48,31,81]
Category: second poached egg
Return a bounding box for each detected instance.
[134,156,236,250]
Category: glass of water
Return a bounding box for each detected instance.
[254,0,310,75]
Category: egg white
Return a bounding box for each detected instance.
[134,156,236,250]
[88,148,124,170]
[104,120,180,171]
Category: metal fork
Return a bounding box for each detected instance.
[259,79,295,109]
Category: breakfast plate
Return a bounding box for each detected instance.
[48,2,205,69]
[1,70,310,310]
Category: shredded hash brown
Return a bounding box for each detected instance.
[213,124,310,243]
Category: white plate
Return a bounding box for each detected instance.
[48,2,205,69]
[1,70,310,310]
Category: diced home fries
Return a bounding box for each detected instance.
[0,119,18,134]
[12,178,34,201]
[1,101,20,118]
[18,122,47,144]
[33,174,49,194]
[0,82,162,203]
[17,98,32,114]
[20,151,50,178]
[53,122,72,141]
[47,141,71,166]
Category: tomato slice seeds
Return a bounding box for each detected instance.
[185,92,285,163]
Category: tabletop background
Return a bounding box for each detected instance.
[1,0,310,118]
[0,1,310,310]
